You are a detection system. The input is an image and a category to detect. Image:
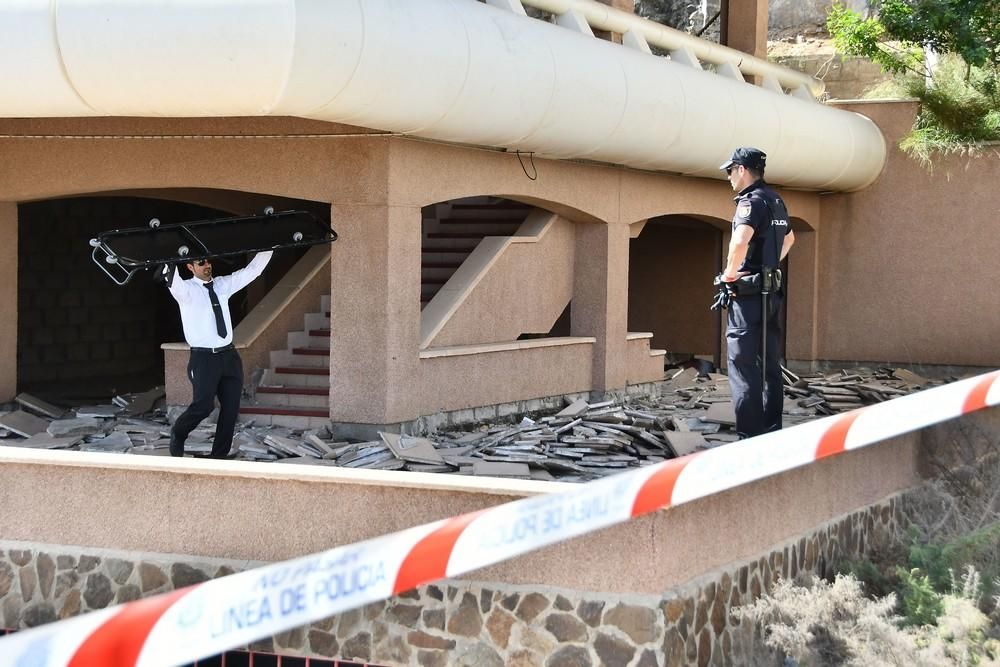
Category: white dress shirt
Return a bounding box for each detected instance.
[167,251,273,348]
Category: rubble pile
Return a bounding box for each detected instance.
[779,366,936,415]
[0,367,946,482]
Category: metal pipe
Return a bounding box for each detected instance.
[0,0,885,191]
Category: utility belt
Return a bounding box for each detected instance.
[731,268,782,296]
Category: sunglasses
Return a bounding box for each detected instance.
[725,165,740,175]
[193,259,211,267]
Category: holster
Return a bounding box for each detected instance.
[732,269,782,296]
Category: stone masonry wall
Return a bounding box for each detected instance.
[0,495,904,666]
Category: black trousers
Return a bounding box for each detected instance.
[727,292,784,439]
[171,348,243,458]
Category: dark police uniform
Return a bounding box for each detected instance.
[727,178,791,438]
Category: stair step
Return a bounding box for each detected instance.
[274,366,330,376]
[240,406,329,418]
[421,248,475,254]
[423,247,479,255]
[257,386,329,396]
[438,218,523,225]
[427,232,495,239]
[252,387,328,408]
[308,328,332,337]
[421,261,463,269]
[291,347,330,356]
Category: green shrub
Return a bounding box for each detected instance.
[907,522,1000,610]
[897,567,944,627]
[863,56,1000,165]
[839,555,901,600]
[827,2,1000,166]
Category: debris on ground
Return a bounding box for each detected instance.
[0,368,950,482]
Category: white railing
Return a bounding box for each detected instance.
[494,0,824,98]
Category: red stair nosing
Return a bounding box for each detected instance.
[241,406,329,418]
[308,329,332,337]
[291,347,330,356]
[256,386,329,396]
[274,366,330,376]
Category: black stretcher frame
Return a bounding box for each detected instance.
[89,209,338,286]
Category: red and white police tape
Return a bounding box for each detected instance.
[1,370,998,666]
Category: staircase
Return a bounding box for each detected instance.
[239,294,332,428]
[239,198,534,426]
[421,197,533,308]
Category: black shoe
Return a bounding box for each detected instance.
[169,431,185,457]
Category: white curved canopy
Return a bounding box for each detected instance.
[0,0,886,191]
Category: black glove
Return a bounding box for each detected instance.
[710,288,732,311]
[710,274,734,311]
[152,263,175,287]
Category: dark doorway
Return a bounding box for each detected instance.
[16,195,319,401]
[628,215,724,367]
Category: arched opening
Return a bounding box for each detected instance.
[419,195,571,341]
[420,195,529,305]
[628,214,726,371]
[16,190,328,401]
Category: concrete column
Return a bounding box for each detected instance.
[723,0,768,83]
[328,203,422,425]
[0,203,16,400]
[572,222,630,392]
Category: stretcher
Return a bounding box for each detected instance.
[89,208,337,285]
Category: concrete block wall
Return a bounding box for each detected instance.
[15,196,279,393]
[17,198,183,389]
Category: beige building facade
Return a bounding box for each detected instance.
[1,2,999,664]
[0,104,996,427]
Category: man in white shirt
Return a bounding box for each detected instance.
[163,251,273,458]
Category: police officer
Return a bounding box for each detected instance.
[719,147,795,438]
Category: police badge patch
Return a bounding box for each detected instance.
[736,201,752,219]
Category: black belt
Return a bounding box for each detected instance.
[190,344,234,354]
[733,269,783,296]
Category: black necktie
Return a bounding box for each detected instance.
[204,282,227,337]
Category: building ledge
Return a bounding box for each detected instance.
[419,336,596,359]
[0,447,568,498]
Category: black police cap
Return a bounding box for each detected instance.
[719,147,766,171]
